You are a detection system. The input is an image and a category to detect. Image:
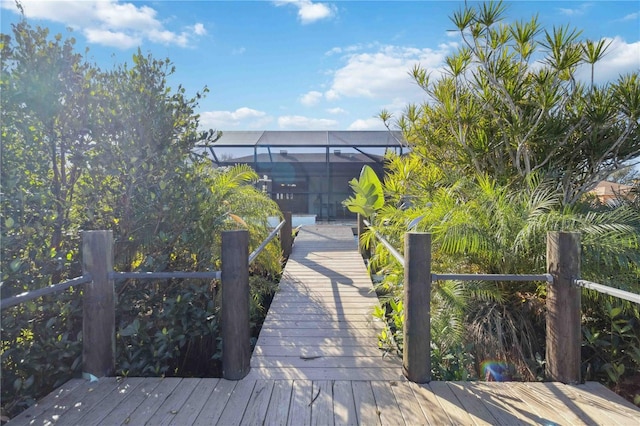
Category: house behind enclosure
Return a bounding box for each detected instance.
[195,131,406,221]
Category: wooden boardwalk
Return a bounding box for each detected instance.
[247,225,403,381]
[8,225,640,425]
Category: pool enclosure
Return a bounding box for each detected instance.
[196,131,405,221]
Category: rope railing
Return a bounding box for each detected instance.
[362,219,404,267]
[1,219,289,308]
[1,214,293,381]
[575,279,640,304]
[0,275,92,310]
[249,219,286,264]
[359,219,640,383]
[363,219,552,284]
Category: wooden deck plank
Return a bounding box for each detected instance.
[121,377,181,425]
[445,381,499,426]
[84,377,162,425]
[9,377,640,425]
[251,226,398,383]
[333,381,358,426]
[311,381,333,425]
[78,377,148,426]
[581,381,640,413]
[428,381,483,425]
[253,344,391,358]
[263,315,382,325]
[407,381,453,425]
[256,336,385,347]
[351,381,381,426]
[557,382,640,425]
[192,379,237,426]
[246,367,405,381]
[370,381,404,426]
[391,381,430,425]
[216,379,257,426]
[11,378,112,426]
[467,382,530,426]
[510,382,586,425]
[519,381,595,425]
[287,380,312,426]
[251,355,401,369]
[258,327,380,338]
[240,380,275,426]
[147,378,201,425]
[169,378,220,426]
[263,380,293,426]
[6,379,85,425]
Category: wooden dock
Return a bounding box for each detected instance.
[7,225,640,425]
[248,225,403,381]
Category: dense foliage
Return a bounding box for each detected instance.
[356,1,640,403]
[1,22,283,419]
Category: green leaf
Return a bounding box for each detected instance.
[342,165,384,218]
[5,217,14,228]
[9,259,21,272]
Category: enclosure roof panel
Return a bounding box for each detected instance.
[211,131,264,146]
[217,152,383,164]
[209,130,404,148]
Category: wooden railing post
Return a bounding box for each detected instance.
[82,230,115,378]
[546,231,581,384]
[403,232,431,383]
[357,214,370,260]
[221,230,251,380]
[281,211,292,258]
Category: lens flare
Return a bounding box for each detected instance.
[481,360,513,381]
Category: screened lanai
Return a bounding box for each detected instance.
[195,131,406,221]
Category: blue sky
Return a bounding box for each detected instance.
[1,1,639,131]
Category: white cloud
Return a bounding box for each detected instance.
[274,0,336,24]
[558,2,593,17]
[193,23,207,36]
[347,117,386,131]
[619,12,639,22]
[326,107,346,115]
[300,91,323,106]
[325,44,451,103]
[278,115,338,129]
[200,107,273,129]
[148,29,189,47]
[84,28,141,49]
[232,47,247,55]
[2,0,204,49]
[575,37,640,84]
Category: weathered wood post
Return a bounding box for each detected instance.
[221,230,251,380]
[82,230,115,377]
[357,214,370,260]
[281,211,292,258]
[546,231,581,384]
[403,232,431,383]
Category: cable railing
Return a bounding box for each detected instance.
[359,216,640,384]
[575,279,640,304]
[363,219,553,284]
[1,219,288,310]
[1,213,293,381]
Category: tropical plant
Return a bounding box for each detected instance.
[1,22,284,419]
[359,157,640,381]
[342,164,385,219]
[382,0,640,204]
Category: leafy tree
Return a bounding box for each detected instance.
[1,22,98,289]
[383,0,640,204]
[1,22,284,418]
[361,3,640,386]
